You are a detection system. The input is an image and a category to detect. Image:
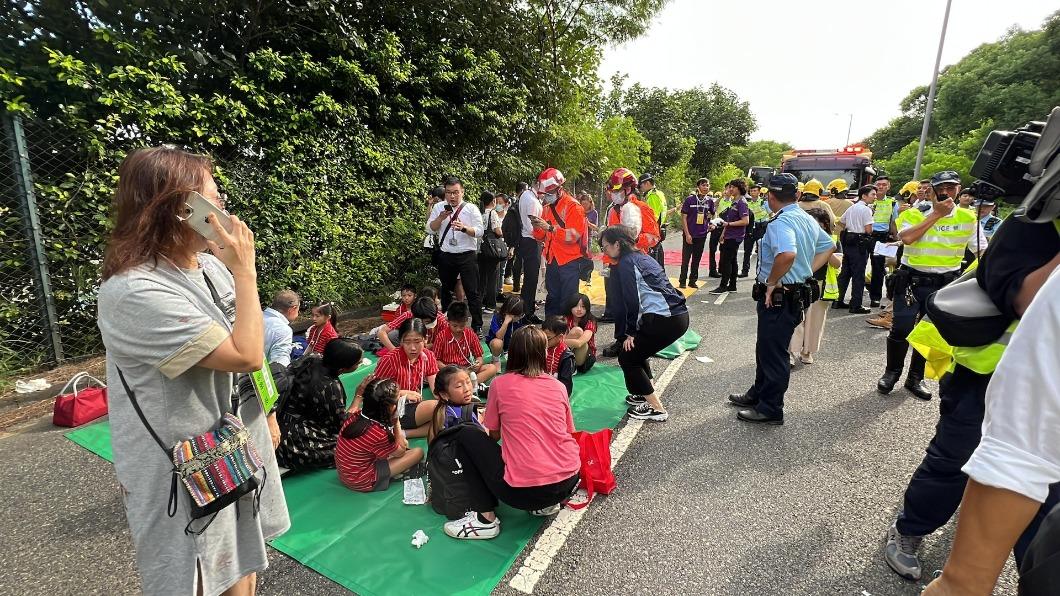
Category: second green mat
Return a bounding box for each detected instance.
[65,362,629,595]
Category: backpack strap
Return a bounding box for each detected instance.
[460,404,475,423]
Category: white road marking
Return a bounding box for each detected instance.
[508,351,692,594]
[713,292,728,305]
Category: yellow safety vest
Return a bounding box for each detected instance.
[872,196,895,226]
[823,234,839,300]
[748,199,768,220]
[895,207,978,273]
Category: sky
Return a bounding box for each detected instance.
[599,0,1058,150]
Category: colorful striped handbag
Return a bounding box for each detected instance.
[116,367,266,535]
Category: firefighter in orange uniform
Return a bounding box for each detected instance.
[529,167,588,317]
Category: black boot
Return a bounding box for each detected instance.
[904,351,933,400]
[602,341,621,358]
[877,338,907,394]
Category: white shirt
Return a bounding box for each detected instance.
[426,200,483,254]
[519,189,543,238]
[262,307,293,366]
[840,201,873,233]
[962,268,1060,503]
[965,221,990,255]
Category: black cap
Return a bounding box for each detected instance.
[930,170,961,187]
[767,173,799,194]
[875,174,890,181]
[638,172,654,184]
[972,197,996,207]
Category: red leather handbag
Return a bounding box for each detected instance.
[52,372,108,427]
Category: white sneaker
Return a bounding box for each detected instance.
[444,512,500,540]
[529,503,561,516]
[799,352,814,364]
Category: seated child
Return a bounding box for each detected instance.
[336,378,424,493]
[542,316,576,397]
[487,294,527,360]
[306,302,339,355]
[563,293,597,374]
[431,302,499,386]
[428,366,486,441]
[396,283,416,316]
[376,296,446,352]
[373,318,439,439]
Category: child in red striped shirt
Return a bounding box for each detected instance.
[542,316,575,397]
[372,318,439,438]
[336,378,424,492]
[306,302,339,354]
[375,296,447,353]
[563,293,597,373]
[432,302,498,386]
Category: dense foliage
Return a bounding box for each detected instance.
[866,11,1060,184]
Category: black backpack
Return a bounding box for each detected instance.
[427,405,477,520]
[501,198,522,247]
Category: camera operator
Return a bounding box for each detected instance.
[726,173,834,425]
[922,261,1060,596]
[876,171,987,401]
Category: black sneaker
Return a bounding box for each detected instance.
[625,394,646,406]
[688,280,698,288]
[601,342,621,358]
[523,314,544,325]
[627,403,668,421]
[709,272,721,278]
[709,286,728,295]
[598,315,615,324]
[678,282,687,289]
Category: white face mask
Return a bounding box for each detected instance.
[541,192,558,205]
[609,191,626,205]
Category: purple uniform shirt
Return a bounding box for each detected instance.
[681,194,714,238]
[722,199,750,241]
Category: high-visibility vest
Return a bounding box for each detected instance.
[896,207,978,273]
[748,199,768,220]
[873,196,895,227]
[949,219,1060,374]
[823,234,839,300]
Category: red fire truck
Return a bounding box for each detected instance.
[778,144,877,189]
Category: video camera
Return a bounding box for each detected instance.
[970,106,1060,222]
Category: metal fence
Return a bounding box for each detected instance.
[1,114,107,376]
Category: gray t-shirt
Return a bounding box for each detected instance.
[97,253,289,596]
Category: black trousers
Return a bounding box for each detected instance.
[887,276,938,377]
[453,426,580,512]
[707,226,723,273]
[679,236,707,284]
[868,231,889,302]
[603,265,618,324]
[719,238,741,290]
[518,237,541,316]
[438,250,483,329]
[837,235,869,309]
[896,365,1060,564]
[478,254,501,309]
[510,252,522,289]
[617,312,689,396]
[746,299,802,419]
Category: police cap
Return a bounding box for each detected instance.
[767,173,799,195]
[638,172,654,184]
[930,170,961,187]
[972,197,996,207]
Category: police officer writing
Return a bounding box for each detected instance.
[876,170,987,400]
[727,173,835,425]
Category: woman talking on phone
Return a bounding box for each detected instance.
[97,146,289,596]
[600,225,689,422]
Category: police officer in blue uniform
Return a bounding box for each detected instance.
[727,173,836,424]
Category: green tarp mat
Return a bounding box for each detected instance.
[65,361,629,595]
[655,328,702,359]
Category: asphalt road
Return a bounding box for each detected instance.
[0,237,1018,595]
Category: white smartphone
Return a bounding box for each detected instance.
[180,191,233,243]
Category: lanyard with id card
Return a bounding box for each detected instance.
[695,197,709,225]
[250,357,280,413]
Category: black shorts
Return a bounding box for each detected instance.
[371,458,391,492]
[399,406,419,430]
[577,352,597,374]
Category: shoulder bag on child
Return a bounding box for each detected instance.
[52,372,108,428]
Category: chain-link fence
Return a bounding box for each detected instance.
[1,114,108,378]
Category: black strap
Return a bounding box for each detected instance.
[115,366,171,459]
[437,203,465,246]
[459,404,474,423]
[549,202,589,258]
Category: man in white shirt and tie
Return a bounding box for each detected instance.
[427,176,485,333]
